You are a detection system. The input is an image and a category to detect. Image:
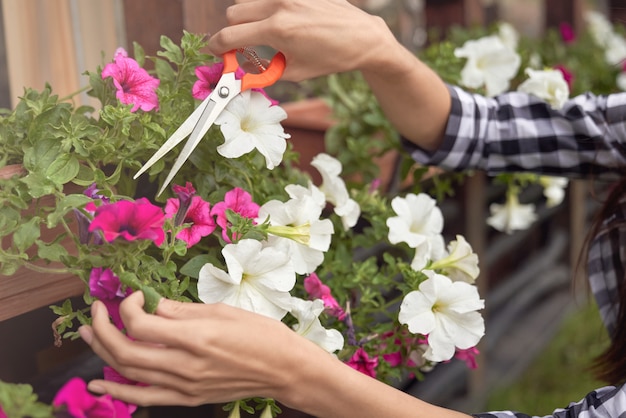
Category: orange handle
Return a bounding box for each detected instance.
[222,50,286,91]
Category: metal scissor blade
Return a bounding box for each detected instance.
[133,96,213,179]
[156,98,220,195]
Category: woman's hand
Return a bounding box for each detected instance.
[208,0,403,81]
[81,293,472,418]
[209,0,451,150]
[79,292,317,407]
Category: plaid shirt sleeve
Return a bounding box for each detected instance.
[471,384,626,417]
[405,85,626,179]
[403,86,626,417]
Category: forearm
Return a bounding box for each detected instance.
[278,339,470,418]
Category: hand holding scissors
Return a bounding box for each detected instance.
[134,49,286,196]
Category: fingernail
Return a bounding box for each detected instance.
[78,326,93,345]
[91,301,99,315]
[88,381,106,394]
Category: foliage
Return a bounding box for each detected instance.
[0,31,481,417]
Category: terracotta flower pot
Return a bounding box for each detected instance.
[281,98,404,191]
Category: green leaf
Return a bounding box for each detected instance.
[179,254,220,279]
[36,239,69,262]
[0,206,21,235]
[158,35,184,65]
[45,153,80,184]
[0,380,53,418]
[22,137,62,173]
[119,271,141,289]
[21,172,57,198]
[13,217,41,252]
[133,41,146,67]
[142,285,162,314]
[47,193,91,228]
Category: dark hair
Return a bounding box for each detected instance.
[584,178,626,384]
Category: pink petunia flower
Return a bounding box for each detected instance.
[346,347,379,378]
[0,406,6,418]
[303,273,346,319]
[192,63,279,105]
[559,22,576,44]
[165,195,216,247]
[89,267,132,330]
[88,198,166,246]
[102,47,160,112]
[52,377,134,418]
[455,346,480,369]
[210,187,260,243]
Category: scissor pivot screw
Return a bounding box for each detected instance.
[218,86,230,98]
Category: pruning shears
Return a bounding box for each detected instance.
[134,49,286,195]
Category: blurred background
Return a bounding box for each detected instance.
[0,0,622,416]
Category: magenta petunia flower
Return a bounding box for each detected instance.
[170,182,197,227]
[165,195,216,247]
[52,377,133,418]
[102,47,160,112]
[303,273,346,319]
[89,267,132,330]
[88,198,166,246]
[559,22,576,44]
[0,406,6,418]
[554,64,574,90]
[172,182,196,204]
[454,346,480,369]
[346,347,379,378]
[210,187,260,242]
[192,63,279,105]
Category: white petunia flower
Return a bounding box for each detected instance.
[617,71,626,91]
[428,235,480,283]
[539,176,569,208]
[410,233,445,272]
[197,239,296,320]
[285,182,327,209]
[498,22,519,50]
[454,35,521,97]
[387,193,444,265]
[215,90,290,169]
[289,297,344,353]
[398,270,484,362]
[517,68,570,109]
[310,153,361,229]
[604,32,626,66]
[585,10,614,48]
[487,189,537,234]
[258,196,334,275]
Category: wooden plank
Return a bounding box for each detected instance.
[0,272,84,322]
[608,0,626,24]
[0,179,86,322]
[182,0,233,38]
[425,0,465,40]
[122,0,184,58]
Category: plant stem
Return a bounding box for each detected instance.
[58,85,91,102]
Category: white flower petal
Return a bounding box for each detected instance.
[290,297,344,353]
[398,270,484,362]
[216,90,290,169]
